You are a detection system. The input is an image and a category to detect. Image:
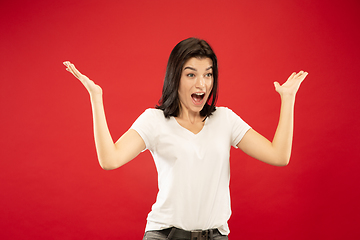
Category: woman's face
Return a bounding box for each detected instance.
[178,57,213,117]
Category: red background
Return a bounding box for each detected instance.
[1,0,359,239]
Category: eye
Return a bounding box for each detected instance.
[187,73,195,78]
[205,73,213,78]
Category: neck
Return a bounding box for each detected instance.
[177,107,203,124]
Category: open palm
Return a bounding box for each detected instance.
[63,61,102,96]
[274,71,308,97]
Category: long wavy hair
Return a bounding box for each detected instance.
[156,37,218,119]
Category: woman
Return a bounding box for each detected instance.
[63,37,308,240]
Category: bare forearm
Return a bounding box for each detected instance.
[271,95,295,165]
[238,71,307,166]
[90,94,118,169]
[64,61,144,169]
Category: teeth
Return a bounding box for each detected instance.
[195,93,204,95]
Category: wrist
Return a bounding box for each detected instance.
[280,94,296,106]
[280,93,296,100]
[90,92,103,103]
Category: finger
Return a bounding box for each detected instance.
[64,61,74,73]
[296,71,308,80]
[274,81,281,90]
[65,64,76,76]
[63,61,75,74]
[63,61,71,72]
[71,64,83,76]
[288,72,296,80]
[69,64,82,79]
[299,72,308,82]
[67,66,81,80]
[295,71,305,78]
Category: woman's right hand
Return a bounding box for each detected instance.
[63,61,103,96]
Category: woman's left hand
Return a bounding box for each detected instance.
[274,71,308,97]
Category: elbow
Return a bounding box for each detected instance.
[98,151,131,170]
[270,149,291,166]
[98,155,129,170]
[274,156,290,167]
[259,155,290,166]
[98,158,120,170]
[276,161,289,167]
[100,164,116,171]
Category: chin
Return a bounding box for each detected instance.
[191,104,206,113]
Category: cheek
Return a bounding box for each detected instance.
[206,80,214,101]
[177,85,187,101]
[207,79,214,91]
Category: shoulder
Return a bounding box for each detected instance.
[211,106,238,118]
[214,106,232,113]
[131,108,166,134]
[140,108,165,119]
[133,108,168,127]
[210,107,248,127]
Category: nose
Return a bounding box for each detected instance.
[195,76,205,89]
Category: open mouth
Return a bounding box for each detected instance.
[191,92,205,103]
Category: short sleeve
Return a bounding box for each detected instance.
[225,108,251,148]
[130,109,159,151]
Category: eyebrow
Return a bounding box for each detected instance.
[183,66,213,71]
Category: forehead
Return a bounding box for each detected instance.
[183,57,213,70]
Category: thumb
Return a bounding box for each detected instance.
[274,81,280,90]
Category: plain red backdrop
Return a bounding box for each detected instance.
[1,0,359,239]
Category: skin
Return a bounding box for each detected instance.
[63,61,145,170]
[175,57,214,134]
[238,71,308,166]
[63,58,307,169]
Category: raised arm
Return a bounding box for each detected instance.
[237,71,308,166]
[63,61,145,170]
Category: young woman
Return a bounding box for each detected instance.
[64,37,308,240]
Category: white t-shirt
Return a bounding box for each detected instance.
[131,107,251,235]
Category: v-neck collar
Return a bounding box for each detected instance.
[171,116,208,136]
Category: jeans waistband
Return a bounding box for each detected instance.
[160,227,220,240]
